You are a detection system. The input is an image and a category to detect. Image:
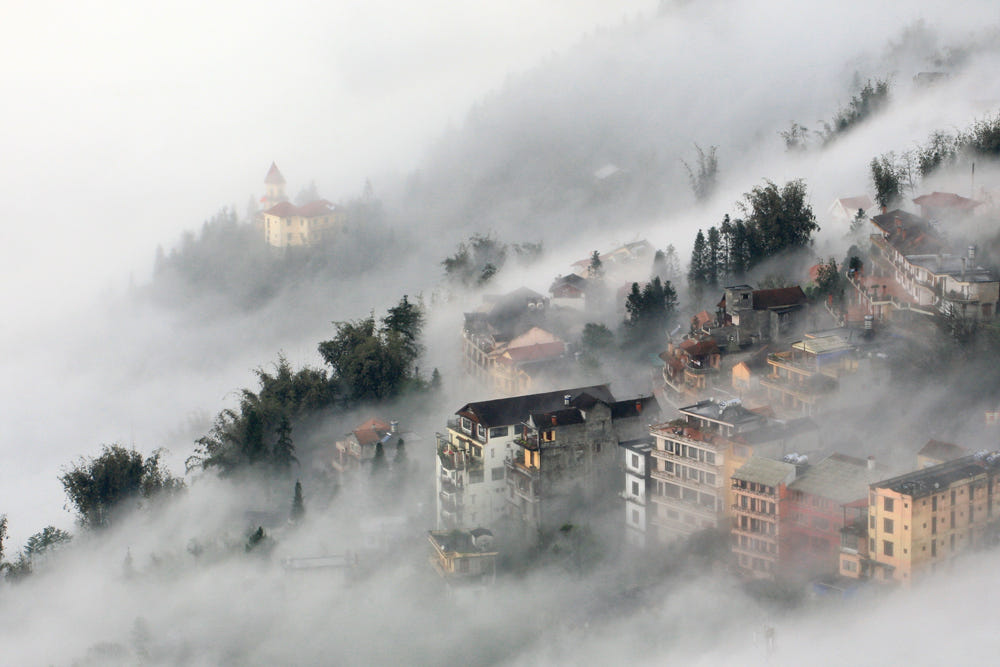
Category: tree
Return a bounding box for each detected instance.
[60,445,183,529]
[393,439,407,467]
[587,250,604,280]
[24,526,72,558]
[290,480,305,522]
[688,229,708,300]
[272,415,297,471]
[442,233,509,286]
[682,144,719,201]
[811,258,846,307]
[738,179,818,258]
[581,322,615,352]
[780,122,811,152]
[371,441,387,476]
[850,208,868,235]
[0,514,6,563]
[870,154,903,208]
[624,277,678,351]
[705,226,722,289]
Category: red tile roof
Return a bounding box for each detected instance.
[265,162,286,185]
[912,192,981,210]
[353,418,392,446]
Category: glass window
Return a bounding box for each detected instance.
[489,426,509,439]
[884,497,894,512]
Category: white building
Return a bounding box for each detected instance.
[621,438,654,548]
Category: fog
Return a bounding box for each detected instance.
[3,0,1000,664]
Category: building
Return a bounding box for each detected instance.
[621,437,655,548]
[731,456,797,579]
[912,191,982,221]
[262,199,345,248]
[504,388,658,542]
[549,273,589,308]
[785,454,873,578]
[829,195,877,227]
[660,338,722,398]
[718,285,809,345]
[853,209,999,321]
[861,454,1000,586]
[648,399,819,544]
[261,162,289,211]
[760,335,857,415]
[917,439,968,469]
[462,288,573,396]
[332,418,402,474]
[428,528,497,592]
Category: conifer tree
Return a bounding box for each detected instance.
[291,480,305,522]
[272,415,297,471]
[688,229,707,300]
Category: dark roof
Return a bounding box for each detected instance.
[871,209,944,255]
[610,395,658,420]
[264,162,285,184]
[875,454,996,498]
[913,192,981,211]
[550,273,589,291]
[918,439,967,462]
[530,408,586,427]
[752,286,807,310]
[620,436,655,454]
[456,385,614,428]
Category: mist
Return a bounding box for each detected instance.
[4,0,1000,664]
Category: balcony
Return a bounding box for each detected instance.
[731,482,778,500]
[731,524,778,541]
[439,492,459,512]
[447,418,486,444]
[731,503,777,520]
[651,469,722,491]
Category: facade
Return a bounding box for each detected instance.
[829,195,877,227]
[660,338,722,398]
[863,454,1000,586]
[917,439,968,469]
[647,399,818,545]
[621,437,654,548]
[760,336,857,415]
[504,389,658,542]
[731,457,797,578]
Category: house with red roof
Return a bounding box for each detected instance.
[332,417,402,473]
[259,163,346,247]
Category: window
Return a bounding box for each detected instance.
[489,426,509,439]
[931,539,937,557]
[883,540,894,557]
[632,454,640,468]
[951,511,956,529]
[542,430,555,442]
[469,469,484,484]
[883,518,894,534]
[870,515,875,530]
[632,481,640,496]
[705,451,716,465]
[491,467,504,481]
[933,496,938,511]
[460,417,472,434]
[632,509,640,524]
[884,497,894,512]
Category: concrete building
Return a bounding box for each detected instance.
[428,528,497,593]
[504,388,658,542]
[718,285,809,345]
[259,162,345,248]
[917,439,968,469]
[862,454,1000,586]
[760,335,858,415]
[648,399,819,545]
[731,456,797,579]
[620,437,655,548]
[332,418,402,474]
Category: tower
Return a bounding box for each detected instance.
[263,162,288,210]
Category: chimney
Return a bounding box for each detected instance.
[564,394,572,406]
[867,455,876,471]
[551,415,557,426]
[881,205,888,215]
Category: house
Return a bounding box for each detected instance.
[570,240,654,278]
[462,288,572,396]
[731,456,798,579]
[621,437,655,548]
[428,528,498,591]
[504,387,658,542]
[549,273,590,309]
[660,338,723,398]
[759,335,858,416]
[718,285,809,345]
[912,191,982,221]
[860,453,1000,586]
[829,195,877,227]
[917,440,968,469]
[648,398,819,544]
[332,418,402,473]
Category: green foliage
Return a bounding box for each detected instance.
[687,229,708,300]
[60,445,183,528]
[587,250,604,280]
[581,323,615,351]
[24,526,72,558]
[821,79,891,142]
[245,526,274,555]
[0,514,5,562]
[780,122,811,152]
[870,154,904,208]
[682,143,719,201]
[371,441,388,477]
[272,415,297,472]
[810,258,846,307]
[624,277,678,352]
[442,233,541,286]
[291,480,305,522]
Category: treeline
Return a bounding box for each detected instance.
[687,179,819,297]
[441,233,543,287]
[188,296,436,476]
[870,113,1000,207]
[782,78,891,151]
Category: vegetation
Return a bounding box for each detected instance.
[442,234,543,287]
[682,144,719,201]
[291,480,305,522]
[60,445,183,528]
[190,296,431,476]
[783,78,891,150]
[689,180,819,296]
[870,153,905,208]
[623,277,678,353]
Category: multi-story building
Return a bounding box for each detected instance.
[428,528,497,592]
[853,209,999,321]
[660,338,722,398]
[785,453,873,578]
[760,335,857,415]
[718,285,809,345]
[505,389,658,542]
[731,456,797,578]
[620,437,654,548]
[864,454,1000,586]
[261,162,289,210]
[647,399,818,544]
[263,199,345,248]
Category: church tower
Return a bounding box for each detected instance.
[262,162,288,210]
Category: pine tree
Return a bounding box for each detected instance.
[706,226,722,289]
[371,441,387,476]
[688,230,707,300]
[291,480,305,522]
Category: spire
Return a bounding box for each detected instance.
[265,162,286,185]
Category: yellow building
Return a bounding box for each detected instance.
[866,454,1000,586]
[428,528,497,587]
[263,199,345,247]
[760,336,857,416]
